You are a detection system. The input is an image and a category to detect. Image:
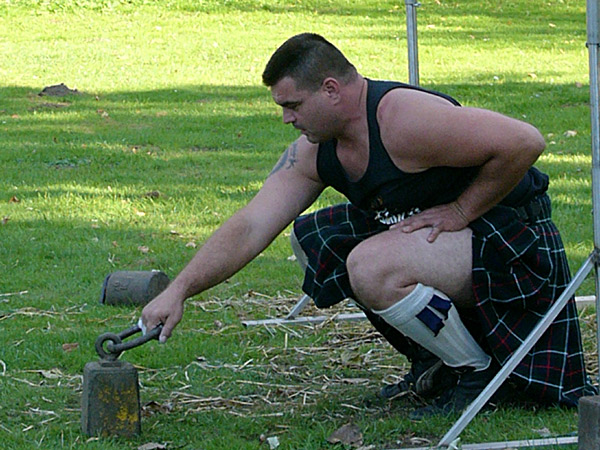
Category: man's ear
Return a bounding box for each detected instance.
[322,77,341,102]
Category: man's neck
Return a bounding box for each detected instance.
[336,75,368,147]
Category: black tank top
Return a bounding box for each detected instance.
[316,79,548,224]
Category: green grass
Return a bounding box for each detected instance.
[0,0,596,448]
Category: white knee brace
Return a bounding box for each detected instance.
[374,284,491,371]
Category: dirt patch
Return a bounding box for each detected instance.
[38,83,79,97]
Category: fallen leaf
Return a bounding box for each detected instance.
[141,401,173,417]
[327,423,363,447]
[137,443,167,450]
[9,196,19,203]
[1,216,9,225]
[185,241,197,248]
[62,342,79,352]
[409,437,432,445]
[341,377,369,385]
[532,427,551,437]
[138,246,150,254]
[267,436,280,449]
[39,369,63,379]
[564,130,578,137]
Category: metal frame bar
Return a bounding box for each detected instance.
[241,295,594,328]
[405,0,420,85]
[388,435,577,450]
[587,0,600,377]
[286,294,311,319]
[437,253,597,447]
[241,312,366,327]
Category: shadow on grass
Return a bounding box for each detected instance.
[0,79,592,187]
[0,80,593,242]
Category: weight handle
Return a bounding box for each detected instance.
[95,324,163,360]
[107,325,162,354]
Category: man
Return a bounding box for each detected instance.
[141,33,595,417]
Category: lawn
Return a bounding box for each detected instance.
[0,0,597,448]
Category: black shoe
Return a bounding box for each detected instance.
[380,359,458,400]
[409,363,497,420]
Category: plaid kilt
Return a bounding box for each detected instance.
[293,194,593,406]
[294,203,388,308]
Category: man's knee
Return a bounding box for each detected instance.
[347,242,402,308]
[346,243,374,295]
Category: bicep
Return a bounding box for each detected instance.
[425,107,543,166]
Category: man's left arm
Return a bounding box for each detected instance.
[381,92,546,242]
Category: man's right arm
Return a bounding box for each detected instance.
[141,137,323,342]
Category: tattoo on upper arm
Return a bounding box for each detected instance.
[269,142,298,176]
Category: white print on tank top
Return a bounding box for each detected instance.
[374,206,421,225]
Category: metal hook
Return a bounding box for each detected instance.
[95,324,163,360]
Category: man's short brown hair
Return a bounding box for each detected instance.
[262,33,357,91]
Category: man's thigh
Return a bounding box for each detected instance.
[348,226,474,307]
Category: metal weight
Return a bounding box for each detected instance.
[81,359,141,437]
[81,323,162,437]
[99,270,169,306]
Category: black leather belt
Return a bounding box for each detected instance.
[514,199,543,223]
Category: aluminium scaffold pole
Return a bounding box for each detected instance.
[587,0,600,379]
[405,0,420,86]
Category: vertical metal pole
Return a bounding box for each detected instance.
[588,0,600,371]
[405,0,420,86]
[587,0,600,380]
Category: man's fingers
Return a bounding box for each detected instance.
[159,322,173,343]
[139,291,185,344]
[400,216,429,233]
[427,225,442,243]
[158,313,183,344]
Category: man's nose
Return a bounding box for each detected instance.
[283,108,295,124]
